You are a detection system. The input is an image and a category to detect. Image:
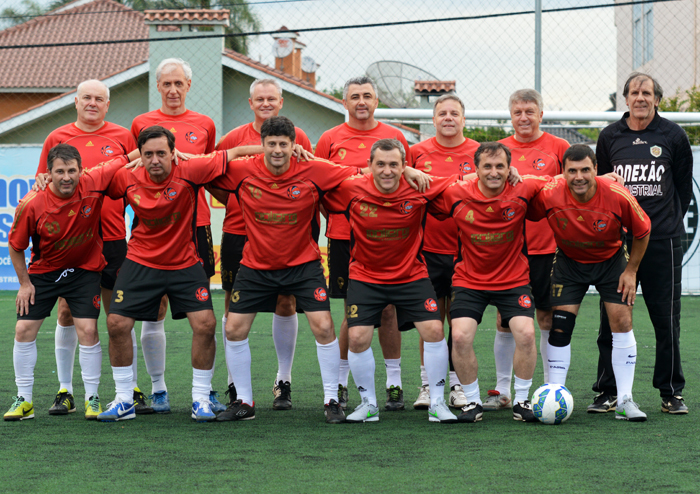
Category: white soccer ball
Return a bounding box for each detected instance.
[531,383,574,424]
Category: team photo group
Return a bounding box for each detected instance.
[3,57,690,425]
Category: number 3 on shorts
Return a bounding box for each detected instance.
[115,290,124,303]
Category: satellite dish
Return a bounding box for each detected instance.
[366,61,438,108]
[273,38,294,59]
[302,56,319,74]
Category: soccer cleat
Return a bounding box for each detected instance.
[428,398,458,423]
[272,380,292,410]
[209,391,226,413]
[338,384,349,410]
[272,380,281,399]
[413,385,430,410]
[97,400,135,422]
[191,400,217,422]
[4,396,34,421]
[513,400,539,422]
[324,399,346,424]
[661,395,689,414]
[346,397,379,423]
[457,402,483,423]
[449,384,468,408]
[48,388,76,415]
[84,395,102,420]
[133,388,154,415]
[482,390,512,411]
[385,385,404,411]
[615,395,647,422]
[587,393,617,413]
[216,399,255,421]
[224,383,237,407]
[149,391,171,413]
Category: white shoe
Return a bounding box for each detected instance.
[413,385,430,410]
[429,398,458,423]
[346,397,379,423]
[615,395,647,422]
[449,384,468,408]
[482,390,512,411]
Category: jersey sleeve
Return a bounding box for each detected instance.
[130,117,142,142]
[81,156,129,190]
[671,127,694,215]
[37,134,59,176]
[595,127,613,175]
[322,179,355,214]
[314,132,331,159]
[209,156,252,193]
[205,120,216,154]
[313,159,362,192]
[422,174,460,201]
[296,128,314,153]
[396,132,413,166]
[428,181,463,220]
[106,168,130,200]
[182,150,228,184]
[612,183,651,239]
[9,192,38,252]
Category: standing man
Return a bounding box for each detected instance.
[592,72,692,414]
[36,80,150,415]
[410,94,478,410]
[131,58,219,413]
[316,76,411,411]
[215,78,314,410]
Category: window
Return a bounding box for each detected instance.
[633,4,654,69]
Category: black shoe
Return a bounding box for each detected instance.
[661,395,689,414]
[324,399,345,424]
[216,399,255,422]
[48,388,76,415]
[587,393,617,413]
[224,382,237,407]
[272,381,292,410]
[338,384,349,410]
[385,385,405,411]
[133,388,155,414]
[457,402,483,423]
[513,400,538,422]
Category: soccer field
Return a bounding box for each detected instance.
[1,293,698,493]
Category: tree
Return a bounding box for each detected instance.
[659,86,700,145]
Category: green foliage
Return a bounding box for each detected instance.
[577,127,601,142]
[463,126,512,142]
[660,86,700,145]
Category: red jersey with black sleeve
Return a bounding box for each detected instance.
[37,122,137,242]
[527,176,651,264]
[131,109,216,228]
[315,122,413,240]
[499,132,569,256]
[411,137,479,256]
[324,174,458,284]
[107,151,228,270]
[215,122,313,235]
[12,157,128,274]
[429,176,550,290]
[210,155,360,271]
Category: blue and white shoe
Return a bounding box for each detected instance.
[191,400,216,422]
[149,391,170,413]
[97,400,135,422]
[209,391,226,413]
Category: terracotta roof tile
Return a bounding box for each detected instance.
[144,9,230,24]
[414,80,456,94]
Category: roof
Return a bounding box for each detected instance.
[144,9,230,25]
[0,0,147,90]
[414,80,456,94]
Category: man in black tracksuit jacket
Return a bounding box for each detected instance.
[591,72,692,415]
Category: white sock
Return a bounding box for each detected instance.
[192,367,213,403]
[546,343,571,385]
[130,328,138,389]
[424,340,448,407]
[449,371,461,388]
[348,347,376,406]
[463,379,481,405]
[384,358,401,388]
[225,338,252,404]
[494,331,515,397]
[14,340,37,403]
[222,316,233,385]
[79,342,101,402]
[55,322,77,394]
[612,331,637,399]
[513,375,533,404]
[210,331,216,392]
[316,339,340,404]
[273,313,298,383]
[420,365,428,386]
[338,359,350,387]
[112,366,133,403]
[540,329,550,383]
[141,320,167,394]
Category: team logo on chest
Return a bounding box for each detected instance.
[424,298,438,312]
[287,185,301,200]
[80,205,93,218]
[164,188,177,201]
[459,162,473,174]
[502,207,515,221]
[518,294,532,308]
[650,145,662,158]
[185,131,198,144]
[101,145,114,157]
[195,287,210,302]
[532,158,546,171]
[400,201,413,214]
[593,219,607,232]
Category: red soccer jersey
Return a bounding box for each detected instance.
[411,137,480,255]
[499,132,569,255]
[324,174,458,284]
[315,122,413,240]
[131,109,216,228]
[430,176,550,290]
[215,122,313,235]
[107,151,228,270]
[12,157,127,274]
[210,155,360,271]
[528,176,651,264]
[38,122,137,242]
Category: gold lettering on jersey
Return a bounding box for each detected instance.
[551,284,564,297]
[383,202,392,206]
[470,231,514,245]
[577,215,584,221]
[465,210,475,224]
[346,304,358,318]
[46,221,61,235]
[54,227,94,251]
[561,239,605,249]
[366,228,410,241]
[445,157,453,162]
[114,290,124,303]
[337,277,345,289]
[358,143,366,149]
[486,206,494,213]
[254,212,298,225]
[271,184,278,189]
[424,161,432,172]
[359,203,378,217]
[248,186,262,199]
[68,210,76,217]
[232,291,240,303]
[338,149,347,160]
[133,194,141,206]
[155,192,161,198]
[170,128,177,133]
[141,212,181,228]
[518,155,526,161]
[86,141,94,147]
[556,218,568,230]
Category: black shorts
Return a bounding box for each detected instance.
[550,246,628,307]
[19,268,101,320]
[220,232,246,292]
[110,259,213,321]
[346,278,441,330]
[328,238,350,299]
[424,251,454,300]
[230,261,329,313]
[450,285,535,327]
[528,253,554,311]
[101,239,127,291]
[197,225,215,279]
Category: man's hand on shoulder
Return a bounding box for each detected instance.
[293,144,314,161]
[404,167,432,192]
[32,173,50,191]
